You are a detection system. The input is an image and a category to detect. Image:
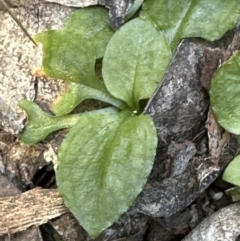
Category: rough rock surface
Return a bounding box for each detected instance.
[0,0,72,134]
[135,40,238,218]
[183,203,240,241]
[44,0,132,29]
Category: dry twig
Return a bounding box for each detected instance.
[0,188,67,235]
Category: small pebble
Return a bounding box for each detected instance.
[212,192,223,200]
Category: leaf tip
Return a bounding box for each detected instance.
[32,67,45,77]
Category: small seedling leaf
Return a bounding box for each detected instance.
[19,99,116,145]
[141,0,240,50]
[223,155,240,187]
[210,51,240,134]
[34,7,113,92]
[56,110,157,237]
[18,100,84,145]
[52,82,126,116]
[225,187,240,202]
[102,18,171,111]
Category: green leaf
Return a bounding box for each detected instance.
[141,0,240,50]
[102,18,171,111]
[56,110,157,238]
[62,7,114,59]
[18,99,115,145]
[210,52,240,134]
[34,7,113,92]
[223,155,240,186]
[52,82,126,116]
[19,100,83,145]
[225,187,240,202]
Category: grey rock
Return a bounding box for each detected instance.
[183,203,240,241]
[0,1,73,134]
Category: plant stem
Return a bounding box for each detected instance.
[0,0,37,46]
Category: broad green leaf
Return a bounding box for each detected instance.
[52,82,126,116]
[56,110,157,237]
[34,7,113,92]
[223,155,240,186]
[141,0,240,50]
[210,52,240,134]
[102,18,171,110]
[36,31,101,90]
[18,99,116,145]
[62,7,114,59]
